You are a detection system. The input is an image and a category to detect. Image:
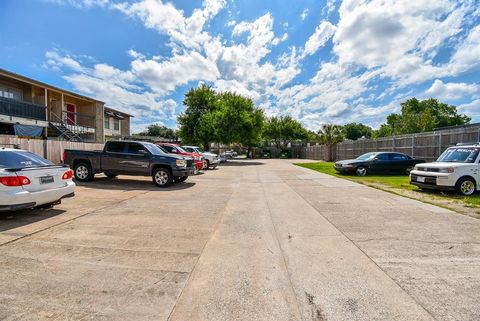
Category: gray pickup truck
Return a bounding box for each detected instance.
[63,140,194,187]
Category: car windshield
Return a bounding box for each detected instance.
[437,147,480,163]
[176,146,188,153]
[143,142,166,155]
[0,150,53,169]
[355,152,377,161]
[183,147,196,153]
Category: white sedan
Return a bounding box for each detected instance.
[0,148,75,211]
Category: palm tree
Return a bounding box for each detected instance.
[318,124,344,161]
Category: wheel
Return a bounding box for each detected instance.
[104,172,118,178]
[456,177,476,196]
[355,166,367,176]
[152,168,173,187]
[174,176,188,183]
[202,159,209,170]
[74,163,94,182]
[405,166,414,175]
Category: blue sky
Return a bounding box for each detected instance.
[1,0,479,133]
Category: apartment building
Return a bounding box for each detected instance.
[0,68,131,143]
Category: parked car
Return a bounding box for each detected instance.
[334,152,424,176]
[0,148,75,211]
[182,146,220,169]
[224,150,237,159]
[63,141,194,187]
[157,143,204,174]
[219,154,227,163]
[410,143,480,196]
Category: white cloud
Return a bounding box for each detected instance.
[333,0,470,85]
[425,79,480,100]
[458,99,480,118]
[322,0,336,16]
[449,24,480,75]
[302,21,336,57]
[300,9,309,21]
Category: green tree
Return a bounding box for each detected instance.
[342,122,373,140]
[264,115,309,149]
[138,124,177,139]
[214,92,265,157]
[318,124,344,161]
[374,98,471,137]
[177,85,218,150]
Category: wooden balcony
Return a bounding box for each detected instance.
[0,96,46,121]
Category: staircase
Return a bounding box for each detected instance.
[49,112,83,142]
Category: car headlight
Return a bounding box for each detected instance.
[343,164,353,168]
[439,167,455,173]
[176,159,186,168]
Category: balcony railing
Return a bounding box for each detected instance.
[0,96,46,121]
[62,111,95,128]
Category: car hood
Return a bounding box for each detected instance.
[416,162,475,168]
[335,159,364,165]
[202,152,217,157]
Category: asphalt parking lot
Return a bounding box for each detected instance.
[1,159,479,321]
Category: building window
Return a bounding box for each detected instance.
[104,117,110,129]
[114,118,120,131]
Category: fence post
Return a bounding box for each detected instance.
[411,135,415,158]
[392,136,396,152]
[438,132,442,156]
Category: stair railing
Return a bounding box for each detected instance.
[49,111,83,142]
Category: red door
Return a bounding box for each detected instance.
[66,104,75,125]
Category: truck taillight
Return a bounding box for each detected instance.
[62,170,73,180]
[0,176,31,186]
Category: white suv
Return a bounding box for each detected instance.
[410,143,480,196]
[182,146,220,170]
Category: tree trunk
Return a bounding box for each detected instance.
[203,142,210,151]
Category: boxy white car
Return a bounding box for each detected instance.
[410,144,480,196]
[0,148,75,211]
[182,146,220,169]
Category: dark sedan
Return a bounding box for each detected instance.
[334,152,424,176]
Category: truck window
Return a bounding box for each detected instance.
[106,142,125,153]
[125,143,147,154]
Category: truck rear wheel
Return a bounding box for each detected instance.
[74,163,94,182]
[152,168,173,187]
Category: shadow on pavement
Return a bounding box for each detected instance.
[221,160,265,166]
[76,177,196,191]
[0,208,65,233]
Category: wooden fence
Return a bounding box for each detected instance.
[0,136,104,163]
[304,124,480,162]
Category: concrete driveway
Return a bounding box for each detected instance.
[0,159,479,321]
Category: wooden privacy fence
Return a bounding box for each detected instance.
[304,124,480,162]
[0,136,103,164]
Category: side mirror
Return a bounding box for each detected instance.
[138,149,148,156]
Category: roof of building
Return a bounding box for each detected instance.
[104,106,134,117]
[0,68,104,104]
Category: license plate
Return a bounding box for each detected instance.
[417,176,425,183]
[40,176,54,184]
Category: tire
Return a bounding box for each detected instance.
[104,172,118,178]
[174,176,188,183]
[202,159,209,170]
[152,167,173,187]
[405,166,414,175]
[355,166,367,176]
[74,163,94,182]
[455,177,476,196]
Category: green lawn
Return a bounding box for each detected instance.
[295,162,480,213]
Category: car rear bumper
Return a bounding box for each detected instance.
[0,182,76,211]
